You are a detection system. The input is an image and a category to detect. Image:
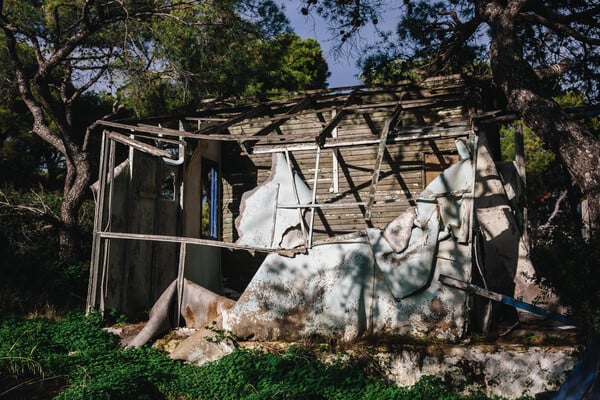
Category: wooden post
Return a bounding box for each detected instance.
[308,146,321,248]
[365,102,403,220]
[284,150,307,246]
[365,119,392,220]
[176,242,186,327]
[331,110,339,194]
[87,130,109,312]
[99,138,117,312]
[514,123,528,243]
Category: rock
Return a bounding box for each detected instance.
[169,327,236,366]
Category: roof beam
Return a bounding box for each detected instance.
[253,96,314,137]
[251,126,472,153]
[315,91,359,146]
[194,104,270,135]
[106,131,175,158]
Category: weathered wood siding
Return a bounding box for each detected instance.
[221,87,470,243]
[219,78,473,288]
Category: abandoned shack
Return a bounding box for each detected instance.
[86,74,543,343]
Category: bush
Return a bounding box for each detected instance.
[0,188,93,313]
[531,227,600,334]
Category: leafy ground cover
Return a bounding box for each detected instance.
[0,312,532,400]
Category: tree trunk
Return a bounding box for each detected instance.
[481,1,600,237]
[59,150,91,263]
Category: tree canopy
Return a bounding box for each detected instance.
[0,0,329,261]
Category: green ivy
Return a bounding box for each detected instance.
[0,312,532,399]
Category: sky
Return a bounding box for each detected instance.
[283,2,398,88]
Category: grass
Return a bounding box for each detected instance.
[0,311,531,400]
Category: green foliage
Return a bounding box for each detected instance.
[0,311,177,399]
[498,90,598,228]
[531,229,600,334]
[165,346,503,400]
[500,123,556,176]
[498,121,571,231]
[499,91,600,334]
[0,189,92,313]
[360,57,425,86]
[122,23,330,117]
[555,92,600,137]
[0,313,518,399]
[117,2,329,117]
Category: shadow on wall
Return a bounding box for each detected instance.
[222,138,475,342]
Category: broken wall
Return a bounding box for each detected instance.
[222,140,475,342]
[90,150,180,316]
[219,78,474,291]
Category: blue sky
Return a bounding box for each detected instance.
[283,2,398,88]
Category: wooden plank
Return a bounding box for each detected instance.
[284,150,307,245]
[365,103,404,220]
[316,91,360,145]
[424,154,461,185]
[100,120,241,141]
[106,131,175,158]
[308,146,321,248]
[439,274,578,326]
[251,129,470,153]
[96,231,305,256]
[87,132,109,311]
[253,96,314,136]
[176,243,186,326]
[195,104,271,135]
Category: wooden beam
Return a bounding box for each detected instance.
[439,274,578,326]
[277,202,367,209]
[176,243,186,327]
[365,119,392,220]
[365,104,404,220]
[331,110,340,194]
[253,96,314,136]
[308,146,321,248]
[194,104,270,135]
[96,231,306,256]
[315,91,360,146]
[252,126,472,154]
[106,131,175,158]
[99,120,244,141]
[284,149,307,246]
[101,120,185,137]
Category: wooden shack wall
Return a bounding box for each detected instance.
[96,151,181,316]
[220,99,470,292]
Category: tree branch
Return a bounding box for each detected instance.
[82,101,124,152]
[427,15,482,75]
[534,57,572,80]
[526,1,600,25]
[539,190,568,230]
[67,64,109,105]
[520,12,600,45]
[0,27,66,153]
[0,190,61,228]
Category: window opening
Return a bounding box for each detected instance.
[201,158,219,239]
[424,153,460,187]
[160,171,176,200]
